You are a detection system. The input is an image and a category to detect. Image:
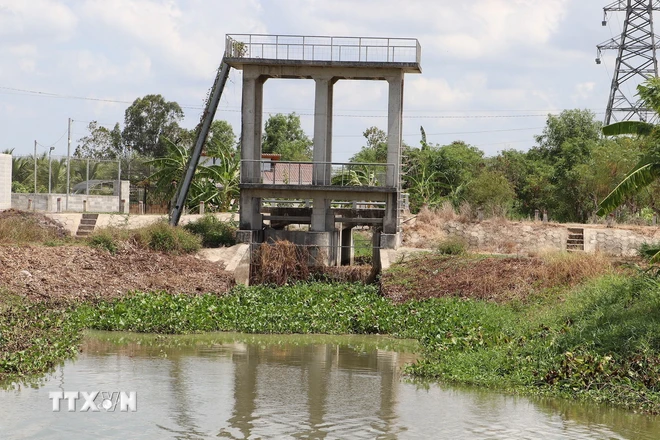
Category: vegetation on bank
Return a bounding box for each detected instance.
[4,252,660,414]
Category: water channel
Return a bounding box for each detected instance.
[1,331,660,439]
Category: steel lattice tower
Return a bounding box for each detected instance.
[596,0,660,125]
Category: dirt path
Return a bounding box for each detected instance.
[0,245,234,302]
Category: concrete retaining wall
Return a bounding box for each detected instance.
[441,220,660,257]
[0,154,10,210]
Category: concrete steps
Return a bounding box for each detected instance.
[567,228,584,252]
[76,213,99,237]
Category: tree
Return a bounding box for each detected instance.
[122,94,184,157]
[147,138,239,212]
[205,120,236,158]
[350,126,388,163]
[75,121,123,159]
[464,170,516,217]
[262,113,312,161]
[597,76,660,219]
[534,109,602,160]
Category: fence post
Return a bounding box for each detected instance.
[199,201,205,215]
[542,211,548,223]
[120,199,126,214]
[534,209,540,222]
[139,201,144,215]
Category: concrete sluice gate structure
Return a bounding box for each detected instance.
[225,34,421,266]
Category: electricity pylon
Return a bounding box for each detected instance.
[596,0,660,125]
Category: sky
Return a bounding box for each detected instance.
[0,0,642,162]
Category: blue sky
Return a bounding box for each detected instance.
[0,0,637,162]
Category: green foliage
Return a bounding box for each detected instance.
[122,94,184,157]
[349,126,389,163]
[137,222,201,254]
[147,137,239,212]
[464,170,515,217]
[435,237,467,255]
[403,140,484,212]
[183,215,237,247]
[74,121,123,159]
[262,113,312,161]
[88,230,119,254]
[0,295,84,382]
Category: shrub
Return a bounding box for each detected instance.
[436,237,467,255]
[136,222,201,254]
[183,215,237,247]
[88,231,118,254]
[0,210,69,244]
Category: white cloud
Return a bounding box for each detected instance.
[0,0,77,42]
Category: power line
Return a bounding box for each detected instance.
[2,85,605,119]
[335,127,543,138]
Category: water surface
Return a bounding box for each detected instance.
[1,331,659,439]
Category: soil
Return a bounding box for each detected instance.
[379,253,615,303]
[0,245,235,303]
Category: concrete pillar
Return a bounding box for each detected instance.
[239,191,262,231]
[313,77,335,185]
[386,73,404,188]
[240,66,266,184]
[311,197,333,232]
[239,67,266,236]
[340,226,354,266]
[383,192,398,235]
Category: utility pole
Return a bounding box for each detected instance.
[66,118,71,211]
[596,0,660,125]
[33,140,37,194]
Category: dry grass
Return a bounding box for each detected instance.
[251,240,374,285]
[0,210,69,244]
[381,251,618,303]
[538,251,614,286]
[251,241,315,285]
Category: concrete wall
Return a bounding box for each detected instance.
[0,154,10,210]
[46,212,235,236]
[440,220,660,257]
[12,181,130,213]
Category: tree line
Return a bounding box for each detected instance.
[10,87,660,223]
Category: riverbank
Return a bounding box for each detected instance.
[4,263,660,414]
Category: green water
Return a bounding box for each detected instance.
[1,331,659,439]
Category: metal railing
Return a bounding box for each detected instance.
[226,34,421,65]
[240,160,395,187]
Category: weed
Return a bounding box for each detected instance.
[436,237,467,255]
[135,222,201,254]
[183,215,237,247]
[88,230,119,254]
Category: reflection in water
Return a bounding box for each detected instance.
[0,331,659,439]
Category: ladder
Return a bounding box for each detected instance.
[169,60,232,226]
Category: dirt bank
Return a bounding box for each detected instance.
[0,245,234,302]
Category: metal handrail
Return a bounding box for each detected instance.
[240,160,395,187]
[226,34,421,65]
